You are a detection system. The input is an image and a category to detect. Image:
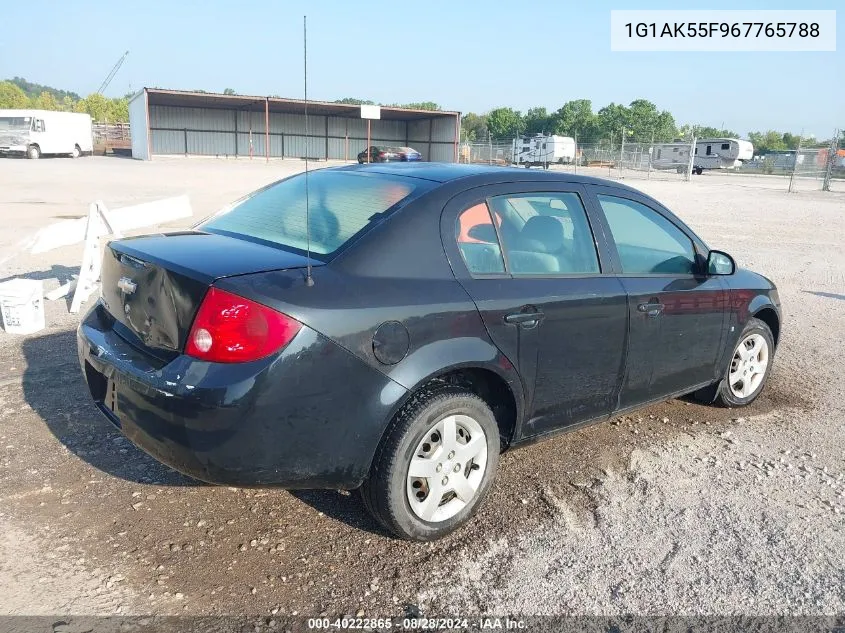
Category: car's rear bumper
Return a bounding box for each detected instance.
[77,301,407,488]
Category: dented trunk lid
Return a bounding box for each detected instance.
[100,231,319,355]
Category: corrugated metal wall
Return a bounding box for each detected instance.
[147,104,456,161]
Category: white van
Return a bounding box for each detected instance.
[0,109,93,159]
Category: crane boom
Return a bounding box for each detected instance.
[98,51,129,94]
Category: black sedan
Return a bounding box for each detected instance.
[78,164,780,540]
[357,145,422,163]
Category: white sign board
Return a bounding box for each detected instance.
[360,105,381,120]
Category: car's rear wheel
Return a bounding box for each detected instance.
[70,145,81,158]
[361,386,499,541]
[715,317,774,407]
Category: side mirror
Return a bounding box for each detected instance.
[707,250,735,276]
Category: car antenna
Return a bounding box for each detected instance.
[302,14,315,287]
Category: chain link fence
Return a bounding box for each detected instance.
[459,131,844,193]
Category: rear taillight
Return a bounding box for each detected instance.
[378,152,386,158]
[185,288,301,363]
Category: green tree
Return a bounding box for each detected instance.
[32,91,60,111]
[553,99,596,141]
[679,124,740,140]
[0,81,30,108]
[595,102,629,142]
[461,112,488,141]
[623,99,677,141]
[334,97,375,105]
[75,93,111,121]
[399,101,440,111]
[223,88,236,95]
[107,97,129,122]
[748,130,788,154]
[486,107,524,139]
[523,107,551,135]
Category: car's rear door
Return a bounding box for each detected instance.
[442,182,628,440]
[587,186,728,408]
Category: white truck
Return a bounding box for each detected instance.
[0,109,93,159]
[513,134,577,168]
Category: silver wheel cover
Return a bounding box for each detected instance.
[406,414,488,523]
[729,333,769,398]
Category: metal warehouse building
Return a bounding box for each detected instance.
[128,88,460,162]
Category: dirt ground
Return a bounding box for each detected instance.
[0,156,843,620]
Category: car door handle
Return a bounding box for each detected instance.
[504,311,544,327]
[637,302,665,317]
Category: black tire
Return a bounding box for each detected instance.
[27,145,40,160]
[358,158,364,164]
[715,317,775,408]
[361,386,500,541]
[71,145,81,159]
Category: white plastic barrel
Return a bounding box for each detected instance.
[0,279,46,335]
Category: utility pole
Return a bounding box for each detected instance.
[573,131,578,175]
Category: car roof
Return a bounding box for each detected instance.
[334,162,642,193]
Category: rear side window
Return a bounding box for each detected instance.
[201,171,418,259]
[489,193,600,275]
[597,195,696,275]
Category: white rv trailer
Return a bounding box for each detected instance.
[513,134,576,168]
[651,142,692,173]
[0,109,93,159]
[692,138,753,173]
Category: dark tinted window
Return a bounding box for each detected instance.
[489,192,599,275]
[597,195,695,275]
[721,143,730,150]
[202,171,418,258]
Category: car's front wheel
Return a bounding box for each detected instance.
[716,317,774,407]
[361,386,500,541]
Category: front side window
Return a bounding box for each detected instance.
[455,203,505,274]
[488,192,600,275]
[597,195,696,275]
[202,171,419,259]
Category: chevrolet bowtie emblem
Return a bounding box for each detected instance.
[118,277,137,295]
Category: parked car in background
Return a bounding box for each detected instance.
[78,163,780,541]
[357,145,422,163]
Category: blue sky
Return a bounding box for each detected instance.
[0,0,841,137]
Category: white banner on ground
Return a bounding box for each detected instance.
[37,195,193,313]
[30,195,192,254]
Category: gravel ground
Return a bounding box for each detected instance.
[0,157,843,619]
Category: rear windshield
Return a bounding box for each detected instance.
[200,170,420,259]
